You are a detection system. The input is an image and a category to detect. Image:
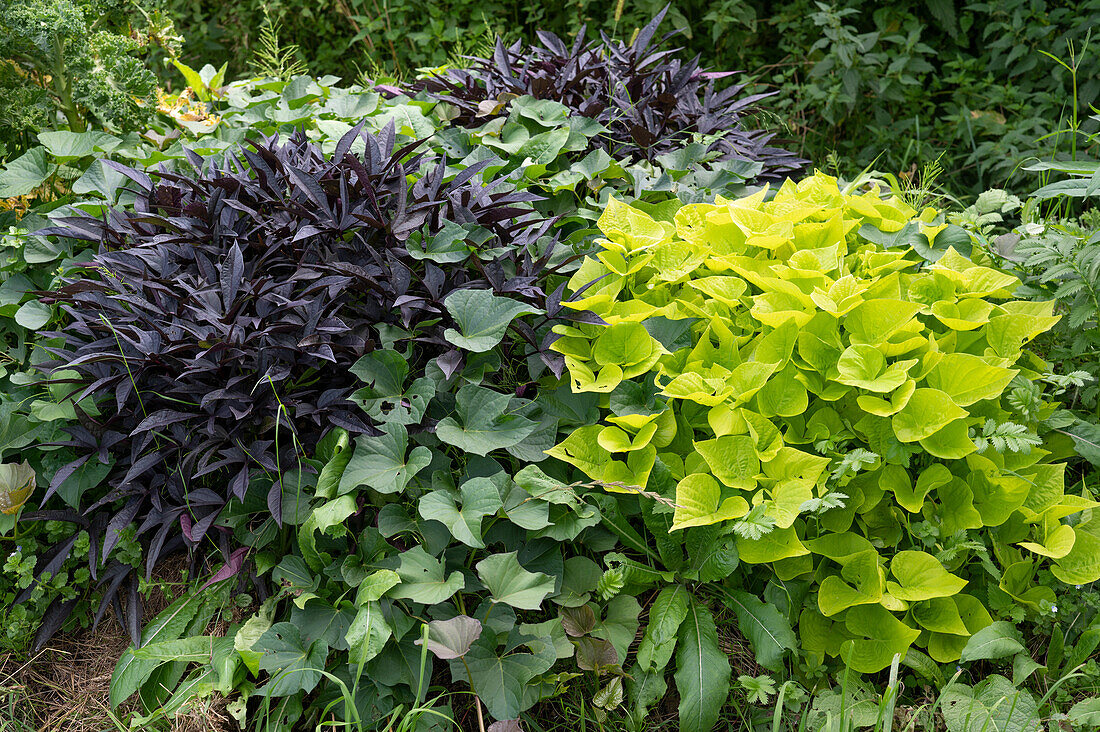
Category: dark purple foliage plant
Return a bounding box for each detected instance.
[415,7,806,182]
[25,123,581,641]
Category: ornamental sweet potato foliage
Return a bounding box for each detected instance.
[26,123,586,639]
[549,172,1100,672]
[415,8,805,181]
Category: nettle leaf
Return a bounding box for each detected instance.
[444,289,542,352]
[476,552,556,610]
[418,477,503,548]
[339,423,432,495]
[940,675,1039,732]
[436,385,538,456]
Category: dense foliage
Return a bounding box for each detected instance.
[414,8,806,180]
[0,4,1099,732]
[147,0,1099,196]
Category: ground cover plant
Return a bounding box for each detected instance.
[415,8,806,181]
[1,5,1100,732]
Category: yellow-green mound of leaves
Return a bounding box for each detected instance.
[547,171,1100,673]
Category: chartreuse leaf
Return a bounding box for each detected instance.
[839,604,921,673]
[892,389,967,442]
[887,551,967,601]
[674,598,731,732]
[443,289,542,352]
[672,473,750,530]
[816,549,884,617]
[925,353,1017,406]
[547,172,1068,672]
[436,385,538,456]
[1052,521,1100,585]
[738,527,809,564]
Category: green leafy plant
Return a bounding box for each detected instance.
[547,172,1098,701]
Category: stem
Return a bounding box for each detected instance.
[474,696,486,732]
[50,34,85,132]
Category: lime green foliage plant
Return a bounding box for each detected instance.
[549,171,1100,676]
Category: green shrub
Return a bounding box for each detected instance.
[548,171,1100,673]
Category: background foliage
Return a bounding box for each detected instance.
[147,0,1100,197]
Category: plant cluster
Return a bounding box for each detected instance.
[548,173,1098,689]
[415,8,806,181]
[25,122,588,645]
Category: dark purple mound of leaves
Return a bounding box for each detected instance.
[414,8,806,182]
[27,124,570,641]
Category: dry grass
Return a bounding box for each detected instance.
[0,556,236,732]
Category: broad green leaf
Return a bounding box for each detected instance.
[235,600,275,677]
[436,385,538,456]
[940,675,1039,732]
[637,585,690,672]
[339,422,431,494]
[0,147,51,197]
[38,130,120,160]
[257,623,328,697]
[416,615,483,659]
[476,552,555,610]
[418,477,503,548]
[443,289,541,352]
[674,598,731,732]
[959,621,1025,663]
[726,591,796,672]
[451,632,557,721]
[111,589,209,708]
[345,601,391,664]
[388,546,465,605]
